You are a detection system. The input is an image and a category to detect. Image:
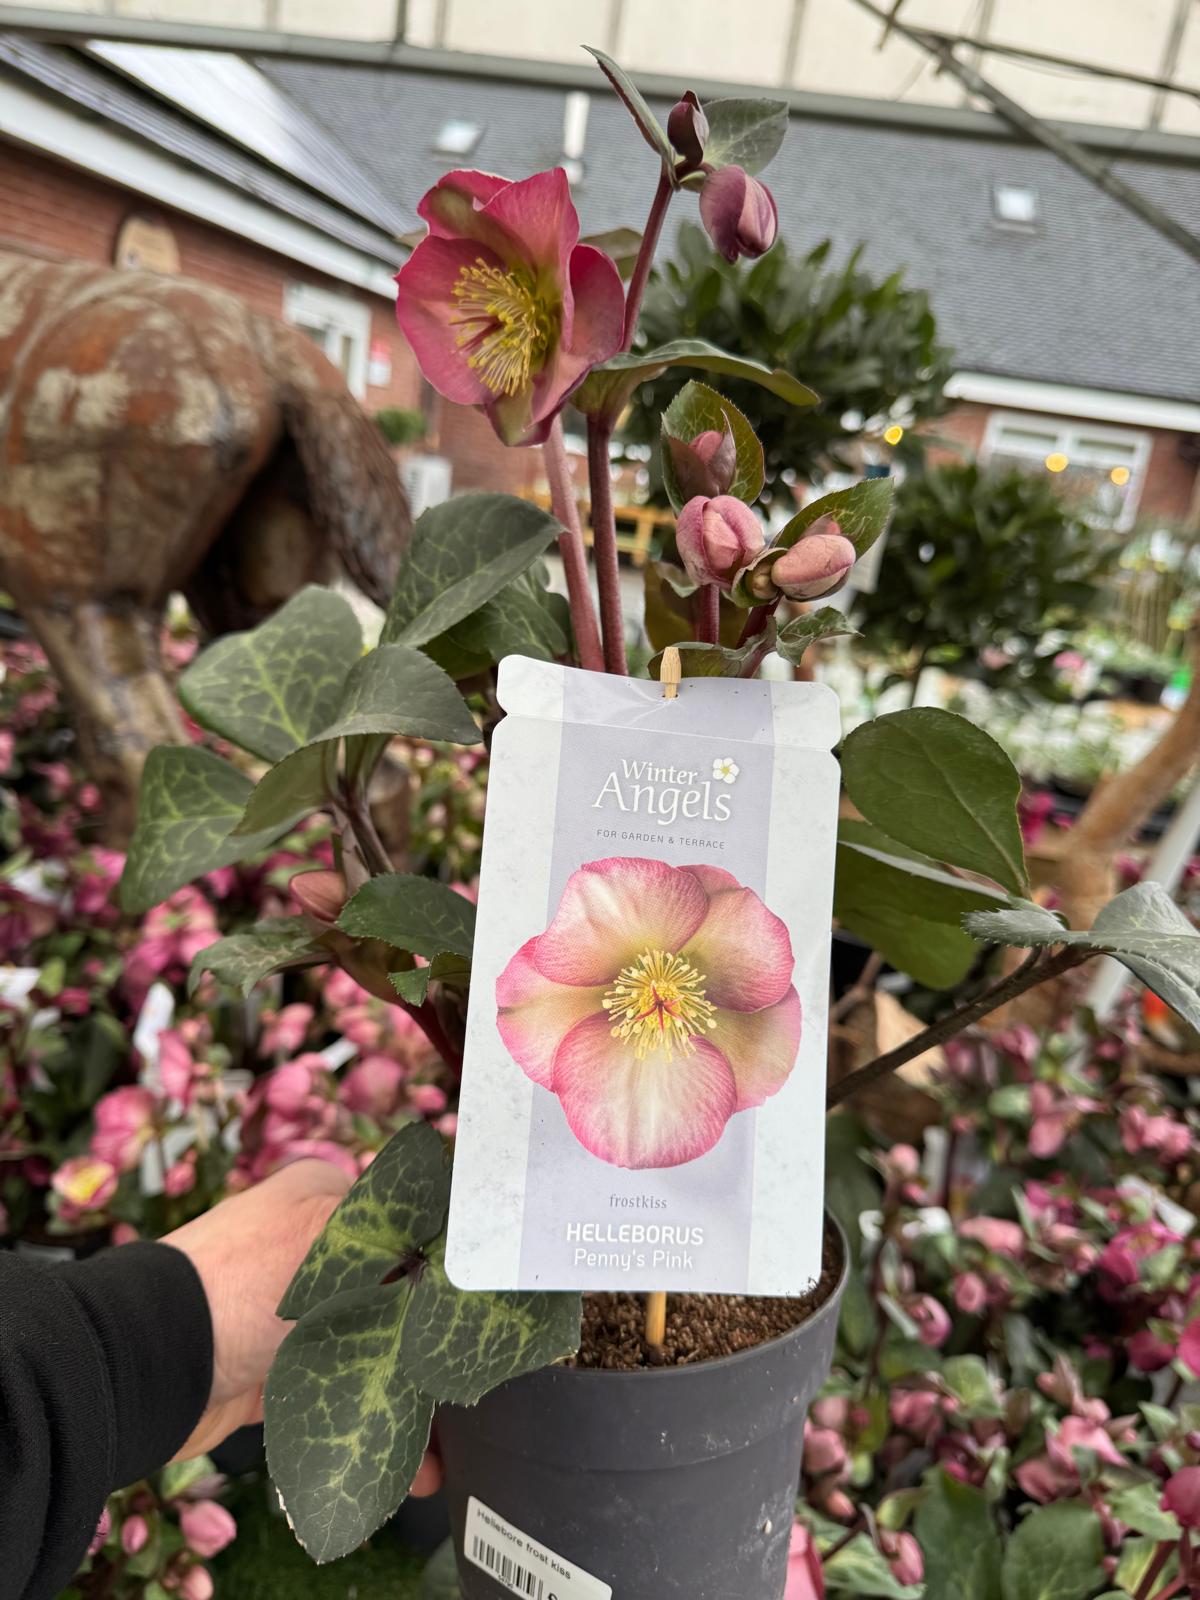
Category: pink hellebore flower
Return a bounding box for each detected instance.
[804,1423,848,1477]
[908,1295,952,1349]
[158,1029,199,1104]
[699,165,778,261]
[1097,1220,1181,1291]
[880,1531,924,1587]
[1015,1417,1124,1505]
[784,1523,825,1600]
[497,857,801,1170]
[1162,1466,1200,1530]
[180,1500,237,1559]
[676,495,764,587]
[395,168,625,446]
[340,1053,407,1118]
[87,1508,112,1557]
[409,1083,448,1114]
[52,1155,119,1217]
[960,1217,1025,1259]
[953,1271,988,1314]
[259,1003,314,1058]
[91,1086,157,1172]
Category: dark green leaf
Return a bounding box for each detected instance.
[702,97,789,174]
[178,587,363,762]
[776,608,858,663]
[339,873,477,962]
[647,632,771,679]
[188,917,320,998]
[278,1122,451,1320]
[941,1355,1002,1418]
[774,478,895,558]
[382,494,561,649]
[661,380,763,509]
[583,45,673,165]
[824,1536,923,1599]
[390,953,472,1006]
[264,1283,434,1562]
[1106,1482,1181,1543]
[575,337,818,418]
[915,1470,1002,1600]
[1001,1502,1105,1600]
[400,1240,580,1406]
[840,709,1027,894]
[120,746,293,914]
[423,569,569,678]
[314,645,480,746]
[966,882,1200,1030]
[233,742,338,837]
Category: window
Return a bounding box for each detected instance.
[283,282,371,397]
[980,411,1150,531]
[992,183,1040,228]
[433,118,482,157]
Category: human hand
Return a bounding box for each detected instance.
[164,1159,442,1495]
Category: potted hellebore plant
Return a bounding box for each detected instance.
[119,47,1200,1600]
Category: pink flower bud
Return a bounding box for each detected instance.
[340,1054,405,1119]
[667,91,708,170]
[699,165,778,261]
[409,1083,448,1114]
[804,1423,847,1477]
[1128,1328,1176,1372]
[180,1501,237,1559]
[122,1514,150,1556]
[953,1271,988,1314]
[290,869,346,926]
[179,1567,215,1600]
[785,1523,825,1600]
[909,1294,952,1349]
[881,1531,924,1587]
[960,1217,1025,1259]
[676,495,764,588]
[666,425,737,502]
[264,1059,320,1116]
[769,533,856,600]
[1162,1466,1200,1530]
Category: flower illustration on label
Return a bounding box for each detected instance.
[495,856,800,1169]
[712,757,739,784]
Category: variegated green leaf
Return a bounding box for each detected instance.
[188,916,321,998]
[278,1121,451,1321]
[178,587,363,763]
[774,478,895,559]
[338,874,476,962]
[233,743,339,838]
[313,645,480,746]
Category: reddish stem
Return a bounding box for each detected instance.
[621,170,673,351]
[695,583,720,645]
[736,601,777,647]
[401,998,464,1083]
[586,418,627,675]
[542,418,604,673]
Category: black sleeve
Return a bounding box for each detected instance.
[0,1241,214,1600]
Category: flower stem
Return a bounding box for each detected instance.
[1135,1540,1175,1600]
[586,417,628,675]
[736,600,777,647]
[400,997,463,1082]
[694,583,720,644]
[542,418,604,673]
[622,169,674,350]
[826,947,1093,1111]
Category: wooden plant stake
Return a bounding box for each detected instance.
[644,645,681,1354]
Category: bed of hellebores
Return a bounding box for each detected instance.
[3,40,1200,1600]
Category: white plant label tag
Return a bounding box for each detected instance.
[464,1497,612,1600]
[447,658,839,1295]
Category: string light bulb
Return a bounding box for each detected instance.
[1045,452,1069,473]
[1110,465,1130,486]
[883,424,904,446]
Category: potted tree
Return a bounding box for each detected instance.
[119,47,1200,1600]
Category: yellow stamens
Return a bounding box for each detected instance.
[602,949,718,1061]
[450,257,553,397]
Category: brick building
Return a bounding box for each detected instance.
[1,32,1198,531]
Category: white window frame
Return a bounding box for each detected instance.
[283,282,371,398]
[979,409,1152,532]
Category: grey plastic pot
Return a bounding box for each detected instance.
[437,1221,848,1600]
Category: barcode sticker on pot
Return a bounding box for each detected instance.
[464,1497,611,1600]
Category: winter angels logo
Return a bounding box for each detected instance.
[495,856,800,1171]
[591,755,741,826]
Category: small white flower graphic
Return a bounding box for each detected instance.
[712,757,740,784]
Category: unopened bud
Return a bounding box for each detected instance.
[699,165,778,261]
[771,532,856,599]
[667,91,708,171]
[290,869,346,928]
[666,424,736,501]
[676,494,764,588]
[1162,1466,1200,1530]
[122,1515,150,1556]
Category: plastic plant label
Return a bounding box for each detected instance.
[447,657,839,1295]
[464,1497,612,1600]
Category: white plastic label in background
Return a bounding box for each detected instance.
[464,1498,612,1600]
